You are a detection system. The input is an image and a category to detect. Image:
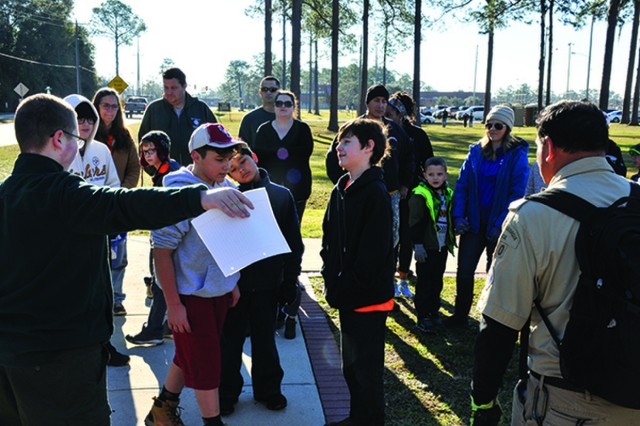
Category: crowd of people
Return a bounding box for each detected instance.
[1,68,638,426]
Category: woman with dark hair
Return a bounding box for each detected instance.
[386,92,435,297]
[447,105,529,328]
[253,90,313,339]
[253,90,313,221]
[92,88,141,317]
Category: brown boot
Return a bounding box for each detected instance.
[144,396,185,426]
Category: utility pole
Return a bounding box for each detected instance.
[566,42,573,95]
[75,20,81,94]
[136,38,140,96]
[586,15,595,100]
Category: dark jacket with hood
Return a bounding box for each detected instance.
[237,168,304,292]
[321,166,395,310]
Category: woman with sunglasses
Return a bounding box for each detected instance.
[253,90,313,222]
[446,105,529,328]
[253,90,313,340]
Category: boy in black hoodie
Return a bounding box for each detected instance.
[219,147,304,416]
[321,118,395,426]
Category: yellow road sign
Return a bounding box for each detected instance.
[108,76,128,94]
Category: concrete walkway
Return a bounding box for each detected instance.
[109,236,325,426]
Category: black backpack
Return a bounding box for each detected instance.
[527,182,640,409]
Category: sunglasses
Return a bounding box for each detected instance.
[275,100,293,108]
[78,118,95,125]
[260,87,279,93]
[485,122,505,131]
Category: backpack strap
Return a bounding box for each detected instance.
[525,188,596,223]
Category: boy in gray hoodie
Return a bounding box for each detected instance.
[146,123,247,426]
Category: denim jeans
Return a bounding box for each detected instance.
[110,234,127,305]
[454,226,496,318]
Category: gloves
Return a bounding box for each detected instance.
[454,218,470,235]
[414,244,428,263]
[487,227,502,243]
[279,279,299,305]
[470,397,502,426]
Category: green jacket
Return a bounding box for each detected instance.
[138,92,217,166]
[0,153,206,367]
[409,181,455,253]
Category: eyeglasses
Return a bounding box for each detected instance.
[100,103,119,110]
[78,118,95,125]
[260,87,279,93]
[142,148,157,156]
[53,129,85,149]
[275,100,294,108]
[485,122,505,131]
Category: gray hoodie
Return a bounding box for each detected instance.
[151,166,238,297]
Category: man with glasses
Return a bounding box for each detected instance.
[139,67,217,166]
[238,76,280,148]
[0,93,253,426]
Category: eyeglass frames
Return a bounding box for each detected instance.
[142,148,157,156]
[52,129,86,149]
[100,103,119,110]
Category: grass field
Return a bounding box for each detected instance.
[1,112,639,424]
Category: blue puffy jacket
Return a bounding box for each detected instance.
[452,137,530,239]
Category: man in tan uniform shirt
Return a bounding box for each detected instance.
[470,100,640,425]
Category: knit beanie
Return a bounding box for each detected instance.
[366,84,389,104]
[139,130,171,167]
[486,105,515,130]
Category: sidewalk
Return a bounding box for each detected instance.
[109,236,325,425]
[108,236,485,425]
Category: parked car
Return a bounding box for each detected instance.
[420,107,432,116]
[457,106,484,121]
[420,113,436,124]
[124,96,148,118]
[446,106,461,119]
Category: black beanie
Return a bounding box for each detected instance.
[366,84,389,104]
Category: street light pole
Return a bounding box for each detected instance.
[566,42,573,95]
[586,14,595,100]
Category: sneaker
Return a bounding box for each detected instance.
[442,315,469,329]
[113,302,127,316]
[125,328,164,346]
[284,316,296,339]
[106,342,130,367]
[145,397,185,426]
[255,393,287,411]
[398,279,414,298]
[394,282,402,298]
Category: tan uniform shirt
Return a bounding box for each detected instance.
[477,156,630,377]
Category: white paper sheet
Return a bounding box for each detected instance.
[191,187,291,277]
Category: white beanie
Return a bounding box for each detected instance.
[486,105,515,130]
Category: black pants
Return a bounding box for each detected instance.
[339,309,388,426]
[454,227,496,318]
[397,196,413,274]
[220,288,283,401]
[0,344,110,426]
[414,248,448,320]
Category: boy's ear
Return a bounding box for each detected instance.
[364,139,375,152]
[190,150,200,163]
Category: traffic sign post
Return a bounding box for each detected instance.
[108,76,129,94]
[14,83,29,100]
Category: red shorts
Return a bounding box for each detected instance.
[172,294,230,390]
